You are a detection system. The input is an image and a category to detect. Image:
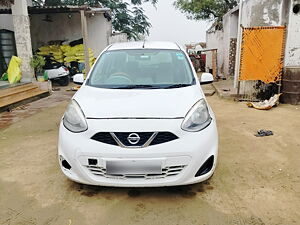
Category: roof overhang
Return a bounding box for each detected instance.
[0,5,110,15]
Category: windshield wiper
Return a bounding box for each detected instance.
[111,85,160,89]
[162,84,191,89]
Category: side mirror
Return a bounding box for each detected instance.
[200,73,214,85]
[73,73,84,85]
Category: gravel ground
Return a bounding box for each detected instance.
[0,95,299,225]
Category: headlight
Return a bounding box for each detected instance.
[63,100,88,132]
[181,99,212,132]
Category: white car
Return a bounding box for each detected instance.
[58,41,218,187]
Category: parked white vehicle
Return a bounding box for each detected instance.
[44,66,70,86]
[58,41,218,187]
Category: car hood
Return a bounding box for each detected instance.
[74,85,204,118]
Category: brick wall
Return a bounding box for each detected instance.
[228,38,237,77]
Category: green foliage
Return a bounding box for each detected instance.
[174,0,238,23]
[0,72,8,81]
[108,3,151,40]
[33,0,156,40]
[0,0,14,6]
[30,55,45,73]
[44,0,62,5]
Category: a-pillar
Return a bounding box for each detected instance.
[11,0,34,82]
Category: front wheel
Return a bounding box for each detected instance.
[58,76,70,86]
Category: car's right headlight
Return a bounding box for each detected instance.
[181,99,212,132]
[63,100,88,133]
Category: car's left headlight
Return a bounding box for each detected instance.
[181,99,212,132]
[63,100,88,133]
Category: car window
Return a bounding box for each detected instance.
[87,49,195,89]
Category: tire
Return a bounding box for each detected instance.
[58,76,70,86]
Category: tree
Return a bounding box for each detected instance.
[32,0,156,40]
[44,0,62,5]
[0,0,14,6]
[174,0,237,23]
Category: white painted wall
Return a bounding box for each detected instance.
[0,0,31,31]
[205,8,238,77]
[206,29,223,74]
[240,0,283,26]
[109,33,128,44]
[285,0,300,67]
[87,13,112,56]
[222,13,230,76]
[30,12,112,56]
[0,14,14,31]
[222,10,239,77]
[230,12,239,38]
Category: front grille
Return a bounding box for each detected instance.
[149,132,179,146]
[91,132,118,146]
[86,165,186,179]
[91,132,178,148]
[114,132,153,146]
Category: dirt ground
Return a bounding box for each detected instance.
[0,94,299,225]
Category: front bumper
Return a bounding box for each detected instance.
[58,118,218,187]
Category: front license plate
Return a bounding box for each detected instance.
[106,160,162,175]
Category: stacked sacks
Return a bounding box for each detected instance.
[37,45,64,63]
[37,43,96,68]
[63,44,96,67]
[75,47,96,67]
[37,45,51,56]
[63,44,80,63]
[60,44,71,59]
[50,45,64,63]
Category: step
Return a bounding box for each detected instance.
[0,83,39,98]
[0,89,49,109]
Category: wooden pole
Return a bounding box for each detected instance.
[212,50,217,79]
[215,49,218,80]
[234,0,244,88]
[80,10,90,78]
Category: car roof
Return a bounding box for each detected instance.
[107,41,182,51]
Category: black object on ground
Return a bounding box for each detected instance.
[255,129,274,137]
[222,89,230,92]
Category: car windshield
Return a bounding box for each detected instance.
[87,49,195,89]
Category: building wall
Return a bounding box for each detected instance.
[0,0,32,31]
[0,15,14,31]
[240,0,296,68]
[285,0,300,67]
[241,0,283,26]
[205,29,223,75]
[30,13,82,50]
[205,0,299,101]
[206,0,288,77]
[109,33,128,44]
[87,14,112,56]
[222,12,230,77]
[237,0,295,100]
[205,7,239,78]
[30,12,111,56]
[222,9,239,77]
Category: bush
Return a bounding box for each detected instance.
[30,55,45,73]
